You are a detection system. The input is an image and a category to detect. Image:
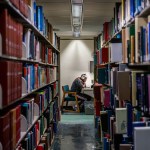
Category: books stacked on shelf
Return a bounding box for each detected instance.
[0,1,60,150]
[0,9,23,58]
[0,60,22,108]
[94,1,150,149]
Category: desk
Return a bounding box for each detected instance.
[82,88,94,98]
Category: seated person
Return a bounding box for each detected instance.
[71,74,93,111]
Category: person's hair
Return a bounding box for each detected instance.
[81,74,87,80]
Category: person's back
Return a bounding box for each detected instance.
[71,77,83,93]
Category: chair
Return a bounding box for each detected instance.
[61,85,80,112]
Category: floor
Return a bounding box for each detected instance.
[51,114,102,150]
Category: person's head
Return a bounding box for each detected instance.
[80,74,87,82]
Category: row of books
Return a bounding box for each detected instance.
[16,121,54,150]
[0,60,22,108]
[26,0,59,48]
[97,0,149,63]
[100,105,150,150]
[0,59,58,109]
[0,85,58,150]
[9,0,54,44]
[96,65,150,114]
[0,9,23,58]
[9,0,28,18]
[23,28,58,63]
[95,16,150,65]
[95,38,123,65]
[23,63,57,93]
[0,105,21,150]
[0,7,59,60]
[93,84,150,150]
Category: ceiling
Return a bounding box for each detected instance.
[37,0,121,39]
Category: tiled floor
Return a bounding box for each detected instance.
[51,114,102,150]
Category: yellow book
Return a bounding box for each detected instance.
[131,35,135,63]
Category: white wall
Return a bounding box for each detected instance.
[60,39,94,99]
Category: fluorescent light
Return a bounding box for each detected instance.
[72,4,82,17]
[72,17,81,25]
[71,0,83,4]
[73,32,80,37]
[71,0,83,37]
[73,25,81,32]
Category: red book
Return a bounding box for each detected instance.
[0,112,10,150]
[19,0,24,16]
[95,101,101,116]
[0,60,11,108]
[37,144,45,150]
[0,9,9,55]
[10,108,17,150]
[103,22,109,42]
[104,89,110,108]
[102,47,108,63]
[16,105,21,143]
[93,83,102,101]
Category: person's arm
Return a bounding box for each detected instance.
[78,78,86,88]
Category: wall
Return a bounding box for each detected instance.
[60,39,94,99]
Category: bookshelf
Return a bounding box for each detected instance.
[0,0,60,150]
[94,1,150,150]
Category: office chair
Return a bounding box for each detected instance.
[61,85,80,113]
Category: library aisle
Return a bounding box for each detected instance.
[51,114,102,150]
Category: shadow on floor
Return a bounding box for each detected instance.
[51,114,102,150]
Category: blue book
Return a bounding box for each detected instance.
[39,6,43,32]
[136,73,142,107]
[148,22,150,61]
[132,121,146,136]
[106,110,112,134]
[21,103,30,125]
[103,137,107,150]
[130,0,135,18]
[143,27,146,62]
[98,68,107,84]
[110,88,114,108]
[33,0,37,27]
[140,26,144,62]
[94,53,97,65]
[134,0,142,16]
[126,103,132,137]
[137,0,142,12]
[36,6,43,32]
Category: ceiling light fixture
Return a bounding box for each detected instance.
[71,0,83,38]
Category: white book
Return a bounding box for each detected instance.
[109,42,122,62]
[24,29,31,59]
[115,108,127,133]
[134,127,150,150]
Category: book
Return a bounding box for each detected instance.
[98,67,107,84]
[10,108,17,150]
[134,127,150,150]
[135,17,147,63]
[0,112,10,150]
[0,60,11,108]
[117,71,130,101]
[119,144,132,150]
[0,9,9,56]
[126,103,132,137]
[109,42,122,63]
[101,48,109,63]
[115,108,127,133]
